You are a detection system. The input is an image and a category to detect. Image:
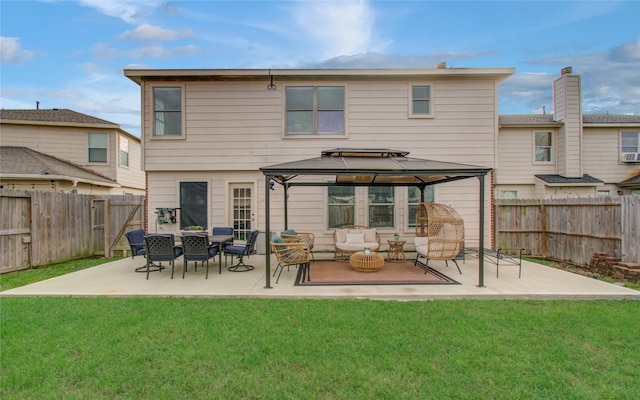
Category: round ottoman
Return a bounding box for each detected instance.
[349,251,385,272]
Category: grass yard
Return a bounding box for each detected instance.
[2,297,639,399]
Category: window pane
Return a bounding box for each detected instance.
[154,87,181,110]
[180,182,208,228]
[89,133,108,147]
[286,111,313,133]
[154,111,182,136]
[286,87,313,110]
[408,186,434,227]
[368,187,394,228]
[368,186,394,202]
[535,148,551,162]
[318,111,343,134]
[317,87,344,110]
[412,86,430,99]
[535,132,551,146]
[621,132,639,152]
[89,148,107,163]
[413,100,430,114]
[120,150,129,166]
[328,186,354,228]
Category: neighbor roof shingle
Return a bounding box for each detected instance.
[0,109,117,126]
[535,174,603,184]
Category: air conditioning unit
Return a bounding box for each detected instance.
[620,152,640,162]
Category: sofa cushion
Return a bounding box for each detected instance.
[339,242,379,251]
[414,236,429,247]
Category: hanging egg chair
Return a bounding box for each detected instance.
[414,203,465,273]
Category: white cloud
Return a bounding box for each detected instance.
[291,0,383,59]
[0,37,36,65]
[78,0,160,24]
[92,42,202,62]
[118,24,194,41]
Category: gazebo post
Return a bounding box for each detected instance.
[477,174,485,287]
[283,182,289,230]
[264,175,272,289]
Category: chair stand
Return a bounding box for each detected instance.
[228,255,254,272]
[135,262,164,273]
[415,256,462,275]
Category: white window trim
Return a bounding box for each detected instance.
[533,131,554,165]
[408,83,433,119]
[150,83,186,140]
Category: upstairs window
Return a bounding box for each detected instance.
[534,132,553,162]
[153,87,182,136]
[621,131,639,153]
[88,132,108,163]
[119,136,129,167]
[286,86,345,135]
[410,85,431,117]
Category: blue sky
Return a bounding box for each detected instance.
[1,0,639,137]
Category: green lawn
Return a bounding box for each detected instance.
[2,298,639,399]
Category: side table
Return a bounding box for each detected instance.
[386,240,406,262]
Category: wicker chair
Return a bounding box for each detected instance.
[280,230,316,261]
[414,203,464,274]
[332,225,381,261]
[271,240,311,283]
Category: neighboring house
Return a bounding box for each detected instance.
[0,109,145,194]
[124,66,638,251]
[497,67,640,199]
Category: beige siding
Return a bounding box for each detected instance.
[141,78,499,172]
[496,128,557,184]
[115,136,145,192]
[583,127,638,183]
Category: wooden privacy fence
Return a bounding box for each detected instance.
[0,190,145,273]
[495,196,639,265]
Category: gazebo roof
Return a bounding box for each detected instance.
[260,148,492,186]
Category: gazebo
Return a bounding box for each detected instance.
[260,148,491,288]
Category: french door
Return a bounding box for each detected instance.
[229,183,254,241]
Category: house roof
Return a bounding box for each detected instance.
[535,174,604,186]
[500,113,640,127]
[0,146,119,187]
[0,109,117,126]
[124,67,515,85]
[618,172,640,188]
[261,148,492,187]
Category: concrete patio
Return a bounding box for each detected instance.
[2,251,639,300]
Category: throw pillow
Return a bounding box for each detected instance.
[363,229,377,243]
[335,229,348,243]
[282,229,296,235]
[272,234,284,243]
[346,233,365,244]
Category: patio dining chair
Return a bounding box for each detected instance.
[181,234,220,279]
[225,229,259,272]
[143,234,183,280]
[125,229,152,273]
[212,226,234,264]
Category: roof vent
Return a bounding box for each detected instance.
[435,61,447,69]
[561,66,573,75]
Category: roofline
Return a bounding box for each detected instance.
[124,67,515,85]
[0,174,121,187]
[534,177,604,187]
[584,123,640,128]
[499,122,563,128]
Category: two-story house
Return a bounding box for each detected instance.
[124,66,514,251]
[0,109,145,194]
[497,67,640,199]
